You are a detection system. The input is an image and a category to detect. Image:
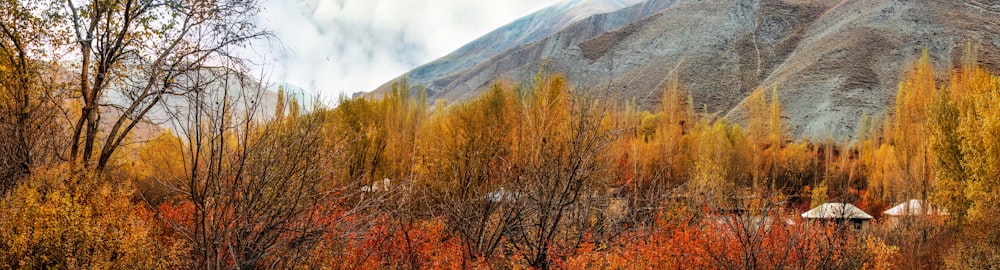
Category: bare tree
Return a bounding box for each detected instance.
[145,67,367,269]
[700,191,789,269]
[695,190,873,270]
[61,0,267,170]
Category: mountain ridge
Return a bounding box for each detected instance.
[368,0,1000,141]
[367,0,649,96]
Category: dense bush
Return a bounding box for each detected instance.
[0,166,185,268]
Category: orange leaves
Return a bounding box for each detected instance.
[0,167,184,268]
[335,217,464,270]
[157,201,196,236]
[862,235,900,270]
[553,213,871,270]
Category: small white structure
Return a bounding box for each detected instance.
[883,199,948,227]
[801,203,874,229]
[883,199,948,216]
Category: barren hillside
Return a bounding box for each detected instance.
[373,0,1000,141]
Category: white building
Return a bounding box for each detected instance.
[801,203,874,229]
[883,199,948,216]
[882,199,948,227]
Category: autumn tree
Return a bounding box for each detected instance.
[0,0,70,191]
[927,82,966,223]
[932,49,1000,223]
[381,80,427,180]
[335,95,387,187]
[688,119,750,204]
[148,69,361,269]
[130,129,186,204]
[61,0,268,170]
[274,85,286,120]
[505,75,623,269]
[618,78,694,227]
[423,84,520,264]
[922,46,1000,267]
[867,51,936,204]
[745,87,785,191]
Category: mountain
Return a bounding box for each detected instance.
[136,77,313,138]
[373,0,1000,141]
[401,0,678,101]
[368,0,650,95]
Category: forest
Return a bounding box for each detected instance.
[2,0,1000,269]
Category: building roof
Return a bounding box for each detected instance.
[883,199,949,216]
[801,203,874,220]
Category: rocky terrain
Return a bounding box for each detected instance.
[370,0,649,91]
[371,0,1000,141]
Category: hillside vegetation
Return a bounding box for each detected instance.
[373,0,1000,141]
[2,0,1000,268]
[5,42,1000,268]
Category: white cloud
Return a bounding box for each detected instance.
[249,0,561,99]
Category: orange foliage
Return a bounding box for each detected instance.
[334,217,466,269]
[10,49,1000,268]
[557,213,872,269]
[0,166,185,268]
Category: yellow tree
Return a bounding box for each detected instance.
[274,86,286,120]
[689,119,745,204]
[380,79,427,182]
[927,45,1000,268]
[868,51,936,203]
[936,49,1000,221]
[335,96,387,186]
[423,84,518,264]
[0,0,68,190]
[130,129,186,203]
[618,78,695,226]
[506,75,622,269]
[928,84,966,220]
[655,78,695,187]
[744,87,785,191]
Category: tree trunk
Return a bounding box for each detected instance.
[70,43,91,168]
[82,105,99,168]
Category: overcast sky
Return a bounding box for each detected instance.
[248,0,561,99]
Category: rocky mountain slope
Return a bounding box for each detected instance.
[370,0,651,92]
[373,0,1000,141]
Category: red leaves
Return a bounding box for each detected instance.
[553,214,869,269]
[336,217,464,270]
[157,201,195,233]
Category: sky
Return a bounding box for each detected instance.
[247,0,561,99]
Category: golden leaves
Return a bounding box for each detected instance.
[0,167,181,268]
